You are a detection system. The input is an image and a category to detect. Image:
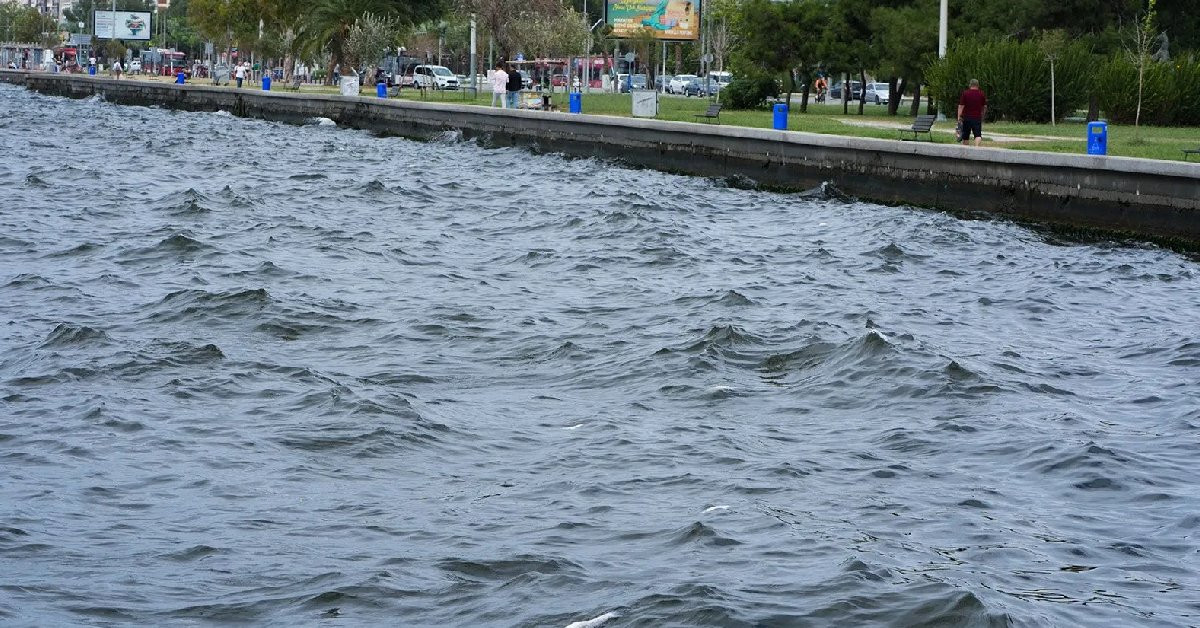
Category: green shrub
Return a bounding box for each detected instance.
[1174,56,1200,126]
[926,38,1093,123]
[1095,54,1200,125]
[720,76,780,109]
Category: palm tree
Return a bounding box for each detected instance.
[291,0,447,81]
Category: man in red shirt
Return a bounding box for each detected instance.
[957,79,987,147]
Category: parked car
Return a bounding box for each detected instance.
[864,82,890,104]
[655,74,673,91]
[551,73,568,87]
[618,73,647,92]
[683,76,717,97]
[128,59,142,74]
[668,74,697,94]
[709,70,732,88]
[411,65,459,89]
[825,80,864,101]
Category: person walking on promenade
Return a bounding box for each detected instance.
[111,59,122,79]
[490,61,508,108]
[506,63,523,109]
[234,62,247,88]
[957,78,987,147]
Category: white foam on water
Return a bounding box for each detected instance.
[563,423,584,430]
[703,505,730,513]
[564,611,618,628]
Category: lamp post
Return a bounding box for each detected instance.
[938,0,947,58]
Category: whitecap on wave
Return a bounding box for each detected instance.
[564,611,618,628]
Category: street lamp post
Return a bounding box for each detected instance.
[938,0,947,59]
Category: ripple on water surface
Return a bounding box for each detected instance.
[0,83,1198,627]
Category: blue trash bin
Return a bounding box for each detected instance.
[88,65,96,76]
[376,82,387,98]
[569,92,582,114]
[175,72,185,84]
[773,103,788,130]
[1087,121,1107,155]
[262,75,271,91]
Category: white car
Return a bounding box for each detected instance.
[668,74,697,94]
[709,71,732,88]
[411,65,459,90]
[864,82,890,105]
[128,60,142,73]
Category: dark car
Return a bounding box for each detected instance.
[619,74,648,93]
[828,80,863,101]
[683,77,717,97]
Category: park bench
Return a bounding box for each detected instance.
[1184,147,1200,160]
[694,102,722,124]
[900,114,937,141]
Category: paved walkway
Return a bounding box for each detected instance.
[833,117,1077,144]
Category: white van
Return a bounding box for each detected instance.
[411,65,459,90]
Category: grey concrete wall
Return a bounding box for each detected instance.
[5,70,1200,246]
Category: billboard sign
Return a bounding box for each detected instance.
[606,0,699,41]
[94,11,152,40]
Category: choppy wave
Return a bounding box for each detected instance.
[1,82,1198,626]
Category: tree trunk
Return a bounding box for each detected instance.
[857,68,866,115]
[800,81,810,114]
[842,72,849,114]
[674,43,681,75]
[925,92,935,116]
[909,82,921,117]
[1135,64,1144,130]
[889,77,904,116]
[1087,93,1099,122]
[784,69,793,109]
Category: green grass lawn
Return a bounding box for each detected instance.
[300,83,1200,162]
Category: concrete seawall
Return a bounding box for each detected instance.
[5,70,1199,246]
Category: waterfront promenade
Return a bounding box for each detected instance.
[4,69,1198,247]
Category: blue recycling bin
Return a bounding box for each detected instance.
[88,65,96,76]
[569,92,582,114]
[773,103,788,130]
[175,72,185,84]
[376,82,387,98]
[1087,121,1107,155]
[261,75,271,91]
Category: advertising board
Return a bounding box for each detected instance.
[94,11,152,40]
[605,0,700,41]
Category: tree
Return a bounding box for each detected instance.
[293,0,446,78]
[1126,0,1158,134]
[461,0,565,59]
[344,13,398,72]
[10,6,59,45]
[1038,29,1069,124]
[708,0,739,72]
[732,0,822,110]
[869,0,937,116]
[510,7,589,60]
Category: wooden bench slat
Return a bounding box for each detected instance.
[900,114,937,142]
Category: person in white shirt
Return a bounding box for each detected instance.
[234,62,247,88]
[111,59,122,79]
[490,61,508,108]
